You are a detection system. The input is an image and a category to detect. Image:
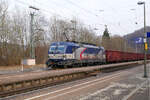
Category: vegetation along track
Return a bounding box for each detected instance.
[0,61,145,98]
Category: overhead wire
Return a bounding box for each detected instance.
[16,0,69,20]
[15,0,130,35]
[32,0,79,18]
[16,0,54,14]
[95,12,122,35]
[16,0,101,24]
[61,0,106,25]
[15,0,105,39]
[33,0,100,22]
[63,0,98,17]
[63,0,127,35]
[129,8,141,31]
[42,0,106,28]
[31,0,100,23]
[103,2,139,34]
[62,0,121,34]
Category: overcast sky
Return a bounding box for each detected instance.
[9,0,150,36]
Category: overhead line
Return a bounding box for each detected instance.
[15,0,124,34]
[63,0,129,34]
[33,0,103,26]
[32,0,78,18]
[64,0,98,17]
[103,2,138,34]
[16,0,68,19]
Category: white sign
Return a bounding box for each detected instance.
[22,59,36,65]
[143,38,147,43]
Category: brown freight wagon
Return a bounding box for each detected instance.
[105,50,147,63]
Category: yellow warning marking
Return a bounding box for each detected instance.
[145,43,148,50]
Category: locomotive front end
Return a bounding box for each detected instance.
[46,42,79,69]
[46,42,66,69]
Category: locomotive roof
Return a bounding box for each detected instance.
[51,41,103,49]
[71,41,97,46]
[50,41,79,46]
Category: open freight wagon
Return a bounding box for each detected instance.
[105,50,150,63]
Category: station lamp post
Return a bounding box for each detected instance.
[137,1,147,78]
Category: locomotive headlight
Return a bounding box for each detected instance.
[48,54,51,58]
[48,54,54,58]
[63,55,66,60]
[103,54,106,59]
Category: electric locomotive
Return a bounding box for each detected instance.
[46,41,106,69]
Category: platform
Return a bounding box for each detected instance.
[2,63,150,100]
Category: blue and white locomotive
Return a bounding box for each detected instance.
[46,41,106,69]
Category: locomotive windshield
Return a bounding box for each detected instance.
[49,45,65,54]
[49,46,56,52]
[57,46,65,53]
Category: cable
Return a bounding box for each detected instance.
[91,0,135,32]
[32,0,100,23]
[63,0,98,17]
[16,0,69,20]
[32,0,79,18]
[16,0,105,29]
[94,10,123,35]
[43,0,80,15]
[95,1,136,34]
[16,0,99,23]
[15,0,130,36]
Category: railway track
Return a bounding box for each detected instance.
[0,61,145,98]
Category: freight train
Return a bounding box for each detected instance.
[46,41,150,69]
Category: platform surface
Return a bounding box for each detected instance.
[2,64,150,100]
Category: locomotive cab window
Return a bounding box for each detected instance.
[49,45,65,54]
[49,46,56,53]
[57,45,65,54]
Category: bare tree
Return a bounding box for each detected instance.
[106,35,135,52]
[48,16,100,45]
